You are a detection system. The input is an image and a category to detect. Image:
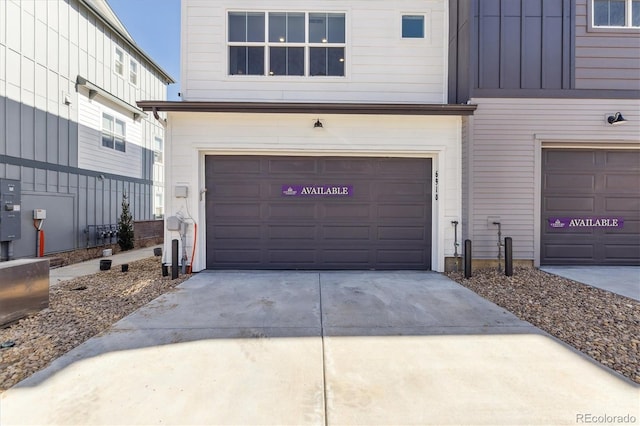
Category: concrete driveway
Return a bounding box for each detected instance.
[540,266,640,301]
[2,271,638,425]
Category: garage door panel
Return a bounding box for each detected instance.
[377,182,429,198]
[322,226,370,240]
[323,203,371,219]
[212,250,261,264]
[269,158,318,173]
[206,156,432,269]
[605,197,640,211]
[378,204,426,219]
[323,159,374,174]
[544,196,595,212]
[213,203,262,218]
[605,174,640,193]
[377,249,427,265]
[541,149,640,265]
[544,174,595,191]
[378,226,427,241]
[268,225,316,240]
[605,151,640,167]
[544,150,596,168]
[544,244,594,259]
[604,245,640,260]
[269,250,316,264]
[208,158,262,174]
[211,182,261,197]
[212,225,260,240]
[322,250,371,264]
[269,203,317,219]
[376,159,430,176]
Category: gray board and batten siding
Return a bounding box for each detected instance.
[0,96,155,258]
[205,156,433,270]
[448,0,640,103]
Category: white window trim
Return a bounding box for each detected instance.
[399,11,431,42]
[114,46,125,77]
[154,136,164,164]
[588,0,640,31]
[101,113,127,153]
[129,58,139,86]
[226,10,347,78]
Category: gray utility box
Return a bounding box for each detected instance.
[0,179,21,241]
[0,259,50,326]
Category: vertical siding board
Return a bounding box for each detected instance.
[0,97,5,156]
[21,103,34,160]
[7,101,20,157]
[500,1,521,89]
[34,108,46,162]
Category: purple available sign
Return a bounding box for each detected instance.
[282,185,353,197]
[548,217,624,229]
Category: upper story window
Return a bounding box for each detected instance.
[153,136,163,163]
[102,113,126,153]
[228,11,346,77]
[129,59,139,85]
[114,47,125,76]
[402,15,425,38]
[593,0,640,27]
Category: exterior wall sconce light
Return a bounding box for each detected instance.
[607,112,627,125]
[314,119,323,128]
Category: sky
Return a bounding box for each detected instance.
[107,0,181,101]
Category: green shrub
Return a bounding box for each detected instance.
[118,193,135,251]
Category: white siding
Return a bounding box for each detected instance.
[182,0,448,103]
[164,112,461,272]
[466,97,640,263]
[77,91,142,178]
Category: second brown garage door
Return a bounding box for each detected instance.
[541,149,640,265]
[205,156,432,270]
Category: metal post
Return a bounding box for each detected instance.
[172,239,179,280]
[464,239,472,279]
[452,221,460,272]
[504,237,513,277]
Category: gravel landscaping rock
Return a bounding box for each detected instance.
[0,257,190,393]
[447,266,640,384]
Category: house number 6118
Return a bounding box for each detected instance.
[435,171,439,201]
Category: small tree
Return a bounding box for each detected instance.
[118,193,135,251]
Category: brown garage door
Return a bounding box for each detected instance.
[541,149,640,265]
[205,156,432,270]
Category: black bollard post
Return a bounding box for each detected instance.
[172,239,179,280]
[464,239,472,279]
[504,237,513,277]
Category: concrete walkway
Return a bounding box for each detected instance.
[541,266,640,301]
[49,245,162,287]
[1,271,638,425]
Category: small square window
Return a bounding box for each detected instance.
[402,15,424,38]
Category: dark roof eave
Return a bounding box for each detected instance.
[136,101,477,116]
